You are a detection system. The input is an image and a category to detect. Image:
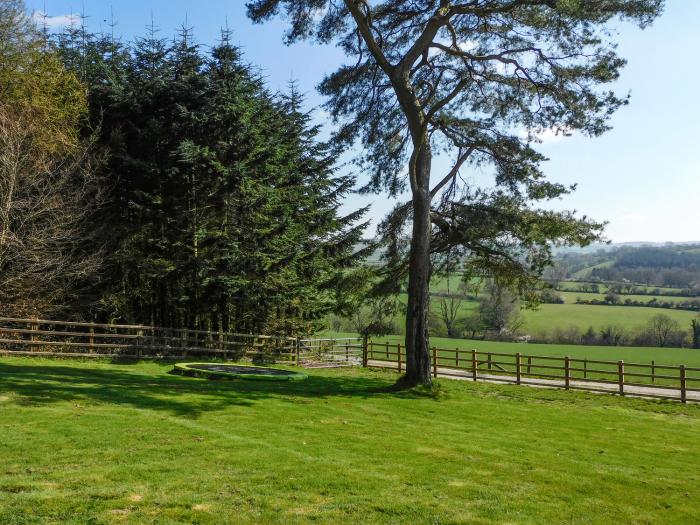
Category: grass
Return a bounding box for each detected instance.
[557,290,692,304]
[558,281,689,295]
[520,303,698,333]
[398,291,698,333]
[570,260,615,279]
[1,356,699,524]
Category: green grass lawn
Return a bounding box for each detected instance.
[1,357,699,524]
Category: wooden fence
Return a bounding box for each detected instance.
[1,317,698,403]
[365,341,700,403]
[298,337,363,368]
[0,317,297,362]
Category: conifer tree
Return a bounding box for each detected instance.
[57,25,368,334]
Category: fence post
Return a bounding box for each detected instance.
[139,329,145,359]
[385,341,389,360]
[527,356,532,375]
[397,343,402,373]
[432,347,438,378]
[618,360,625,396]
[296,339,301,365]
[471,350,477,381]
[565,357,571,390]
[651,360,655,384]
[362,336,368,367]
[455,348,459,368]
[516,353,521,385]
[583,358,587,379]
[488,352,492,371]
[28,320,37,352]
[680,365,687,404]
[345,342,349,362]
[89,326,95,354]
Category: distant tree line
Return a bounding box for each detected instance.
[545,245,700,291]
[576,296,700,312]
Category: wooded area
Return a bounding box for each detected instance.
[0,0,370,336]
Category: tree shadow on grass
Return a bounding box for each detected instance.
[0,360,436,418]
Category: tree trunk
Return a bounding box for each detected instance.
[404,143,432,385]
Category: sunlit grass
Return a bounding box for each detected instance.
[1,357,699,524]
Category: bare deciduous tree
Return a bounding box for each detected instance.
[0,106,101,316]
[648,314,680,348]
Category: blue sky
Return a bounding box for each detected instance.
[29,1,700,243]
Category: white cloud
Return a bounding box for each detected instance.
[31,10,81,29]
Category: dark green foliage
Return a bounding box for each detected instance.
[57,27,368,334]
[692,319,700,349]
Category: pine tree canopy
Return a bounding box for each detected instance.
[247,0,663,382]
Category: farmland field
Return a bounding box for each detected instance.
[1,357,699,524]
[557,290,692,304]
[557,280,690,295]
[520,303,697,333]
[396,292,698,334]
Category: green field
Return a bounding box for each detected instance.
[399,293,698,335]
[521,303,698,334]
[570,260,615,279]
[421,276,698,340]
[557,290,692,304]
[1,357,699,524]
[558,280,690,295]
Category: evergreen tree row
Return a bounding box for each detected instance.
[54,25,369,335]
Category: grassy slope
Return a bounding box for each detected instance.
[570,260,614,279]
[1,357,699,524]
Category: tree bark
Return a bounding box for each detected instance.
[404,142,433,385]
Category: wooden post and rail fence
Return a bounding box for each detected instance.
[361,340,699,404]
[0,316,299,362]
[0,317,696,403]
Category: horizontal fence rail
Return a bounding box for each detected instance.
[365,341,700,404]
[0,317,297,362]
